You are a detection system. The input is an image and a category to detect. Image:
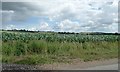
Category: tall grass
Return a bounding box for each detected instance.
[2,39,118,64]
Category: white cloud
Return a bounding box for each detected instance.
[108,23,118,32]
[32,22,53,31]
[39,22,53,31]
[58,19,80,32]
[27,22,53,31]
[1,10,14,13]
[2,0,119,32]
[28,27,37,31]
[5,24,17,30]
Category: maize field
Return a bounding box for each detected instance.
[1,31,119,65]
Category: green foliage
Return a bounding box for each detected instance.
[2,32,118,65]
[2,32,119,43]
[15,41,26,56]
[14,55,52,65]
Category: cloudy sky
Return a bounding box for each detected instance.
[1,0,119,33]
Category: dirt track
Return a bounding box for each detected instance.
[36,58,118,70]
[2,58,118,70]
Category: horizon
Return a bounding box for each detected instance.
[1,29,119,33]
[2,0,118,33]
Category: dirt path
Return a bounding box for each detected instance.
[2,58,118,70]
[36,58,118,70]
[84,64,118,70]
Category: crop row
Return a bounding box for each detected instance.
[1,32,119,43]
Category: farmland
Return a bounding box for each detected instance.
[1,30,119,65]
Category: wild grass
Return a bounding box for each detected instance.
[2,40,118,65]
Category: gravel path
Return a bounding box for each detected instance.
[2,64,38,70]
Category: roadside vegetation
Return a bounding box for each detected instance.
[1,31,119,65]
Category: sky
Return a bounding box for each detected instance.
[1,0,119,33]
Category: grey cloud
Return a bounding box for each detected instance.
[97,18,113,24]
[2,2,45,22]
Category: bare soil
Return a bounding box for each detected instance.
[2,58,118,70]
[36,58,118,70]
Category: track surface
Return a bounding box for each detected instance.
[2,58,118,70]
[84,64,118,70]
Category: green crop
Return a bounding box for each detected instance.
[1,32,118,65]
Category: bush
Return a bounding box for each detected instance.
[14,41,26,56]
[28,40,47,54]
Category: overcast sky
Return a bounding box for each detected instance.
[1,0,119,33]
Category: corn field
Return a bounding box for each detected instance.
[1,32,119,65]
[2,32,119,42]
